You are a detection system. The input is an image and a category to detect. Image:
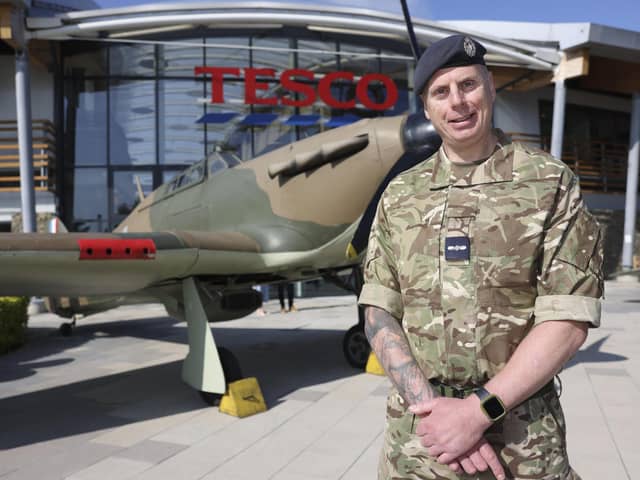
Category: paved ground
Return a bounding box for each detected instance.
[0,281,638,479]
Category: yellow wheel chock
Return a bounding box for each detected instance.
[219,377,267,418]
[365,352,385,376]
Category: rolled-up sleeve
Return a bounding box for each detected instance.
[535,172,604,327]
[358,196,404,320]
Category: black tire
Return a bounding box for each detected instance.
[199,346,243,406]
[59,322,73,337]
[343,324,371,369]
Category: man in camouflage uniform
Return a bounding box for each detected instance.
[358,34,603,480]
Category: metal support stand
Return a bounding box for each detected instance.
[622,93,640,270]
[550,78,567,160]
[15,48,36,233]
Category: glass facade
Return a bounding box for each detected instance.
[61,31,413,231]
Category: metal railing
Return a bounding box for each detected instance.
[507,132,629,193]
[0,119,56,192]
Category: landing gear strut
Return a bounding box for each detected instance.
[199,346,243,406]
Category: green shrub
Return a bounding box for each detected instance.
[0,297,29,354]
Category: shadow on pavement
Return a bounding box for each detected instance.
[0,314,183,383]
[0,319,360,450]
[565,336,627,368]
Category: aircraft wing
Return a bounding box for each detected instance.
[0,231,260,297]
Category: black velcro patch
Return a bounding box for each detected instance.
[445,236,470,261]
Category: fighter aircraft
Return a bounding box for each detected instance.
[0,112,440,403]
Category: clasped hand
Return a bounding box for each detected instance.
[410,396,506,479]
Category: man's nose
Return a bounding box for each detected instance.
[448,87,464,107]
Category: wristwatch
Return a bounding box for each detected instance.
[474,386,506,422]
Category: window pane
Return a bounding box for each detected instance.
[205,37,249,67]
[158,79,206,165]
[204,80,249,159]
[112,170,153,228]
[158,40,204,77]
[252,37,292,71]
[208,150,242,176]
[64,44,107,76]
[324,45,379,122]
[380,53,411,115]
[66,79,108,166]
[110,44,156,76]
[71,168,108,232]
[110,80,156,165]
[297,40,337,71]
[340,43,379,73]
[249,38,295,157]
[162,169,183,184]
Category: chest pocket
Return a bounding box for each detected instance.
[473,185,542,305]
[395,199,444,309]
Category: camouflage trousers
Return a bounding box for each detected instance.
[378,388,581,480]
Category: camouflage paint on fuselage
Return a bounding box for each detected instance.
[0,116,409,316]
[116,116,405,258]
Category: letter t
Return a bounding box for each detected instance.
[194,66,241,104]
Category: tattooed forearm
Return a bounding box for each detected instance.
[364,306,436,404]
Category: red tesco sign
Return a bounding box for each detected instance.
[195,66,398,111]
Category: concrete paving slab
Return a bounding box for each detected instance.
[201,374,386,480]
[1,434,122,480]
[135,399,310,480]
[91,409,203,448]
[340,433,384,480]
[115,439,187,464]
[0,283,637,480]
[66,457,152,480]
[275,392,386,479]
[150,407,237,446]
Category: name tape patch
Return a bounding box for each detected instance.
[445,236,470,261]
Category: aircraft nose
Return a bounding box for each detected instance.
[402,112,442,154]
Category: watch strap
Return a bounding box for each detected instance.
[475,386,492,402]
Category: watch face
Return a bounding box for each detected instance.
[483,396,506,419]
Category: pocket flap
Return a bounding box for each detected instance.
[447,205,478,218]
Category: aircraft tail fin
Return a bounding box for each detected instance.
[47,216,68,234]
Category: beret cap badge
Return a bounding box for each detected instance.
[463,37,476,57]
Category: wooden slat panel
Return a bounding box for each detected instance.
[0,153,52,161]
[0,119,55,193]
[0,143,53,150]
[0,186,49,192]
[0,176,48,182]
[505,131,631,193]
[0,161,49,168]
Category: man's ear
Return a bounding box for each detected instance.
[420,94,431,120]
[487,71,496,103]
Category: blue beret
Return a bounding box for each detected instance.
[414,35,487,96]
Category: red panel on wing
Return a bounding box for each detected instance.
[77,239,157,260]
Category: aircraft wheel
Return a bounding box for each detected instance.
[199,346,243,406]
[59,322,73,337]
[343,324,370,369]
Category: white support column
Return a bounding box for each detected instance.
[550,78,567,160]
[15,48,36,233]
[622,93,640,270]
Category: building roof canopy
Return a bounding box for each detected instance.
[25,2,559,71]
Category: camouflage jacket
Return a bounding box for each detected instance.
[359,130,604,386]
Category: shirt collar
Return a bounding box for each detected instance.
[429,129,514,189]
